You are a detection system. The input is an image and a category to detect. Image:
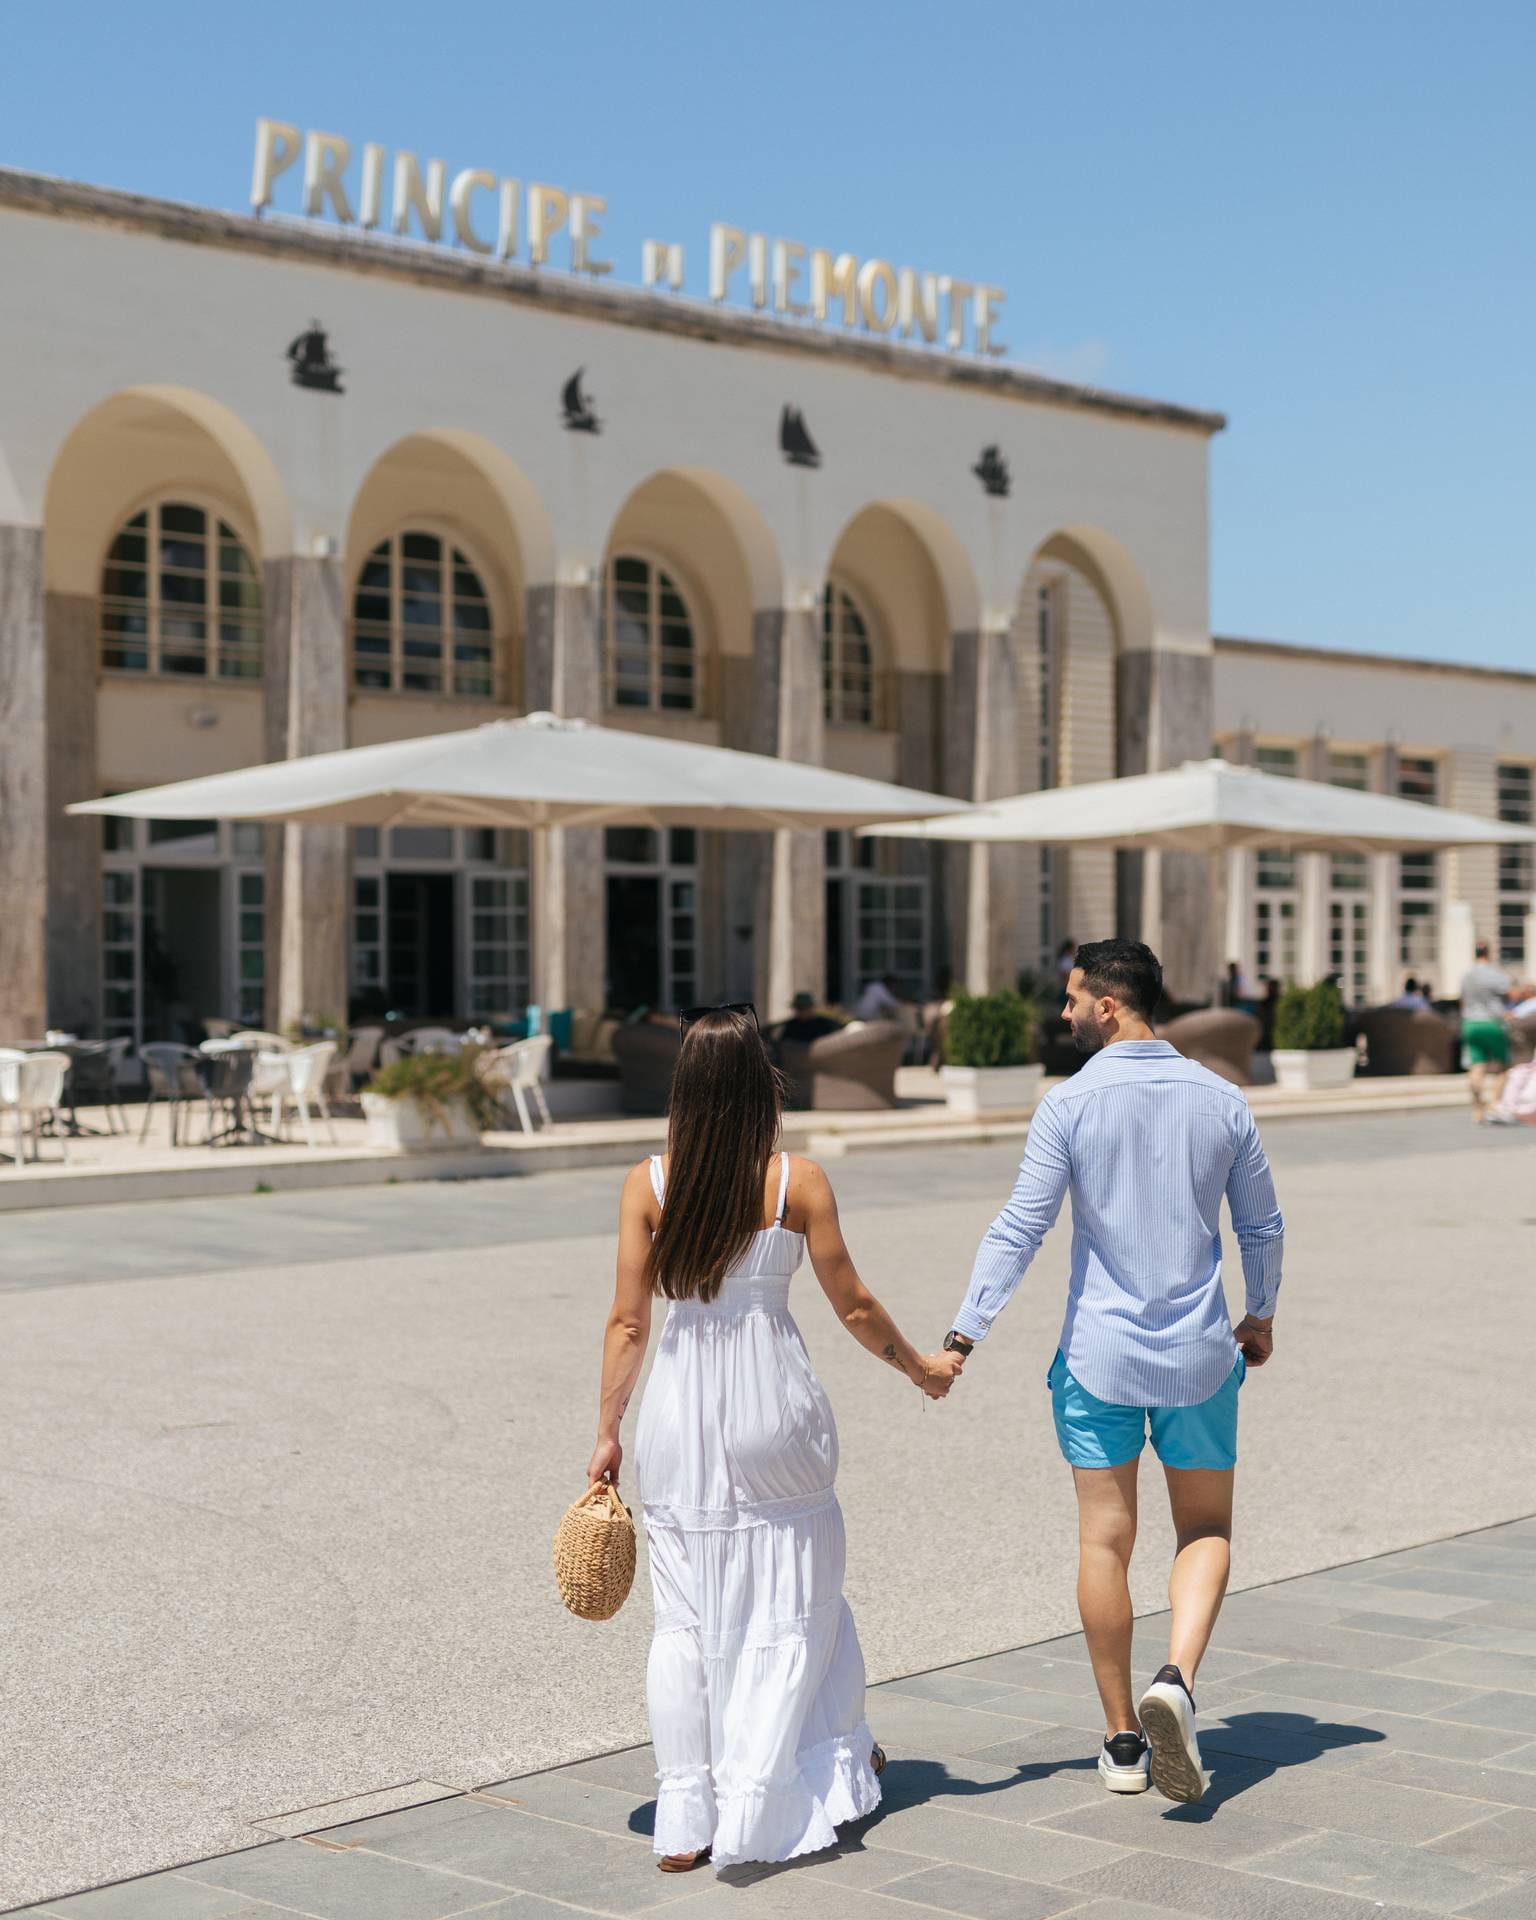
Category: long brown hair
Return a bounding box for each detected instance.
[645,1009,784,1301]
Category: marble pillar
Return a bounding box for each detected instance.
[1367,745,1400,1002]
[944,624,1022,990]
[752,606,824,1018]
[263,555,349,1030]
[1297,736,1331,986]
[0,525,48,1038]
[1117,647,1215,1000]
[523,580,604,1013]
[45,591,102,1034]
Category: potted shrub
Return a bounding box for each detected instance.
[941,989,1045,1117]
[361,1046,502,1150]
[1270,980,1356,1091]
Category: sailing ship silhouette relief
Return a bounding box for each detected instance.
[286,321,343,393]
[561,368,600,433]
[973,445,1011,497]
[779,406,821,469]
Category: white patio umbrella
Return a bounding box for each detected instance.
[71,710,969,1007]
[861,758,1536,854]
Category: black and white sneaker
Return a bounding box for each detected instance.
[1097,1729,1151,1793]
[1137,1664,1205,1803]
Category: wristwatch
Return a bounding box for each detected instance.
[942,1330,974,1355]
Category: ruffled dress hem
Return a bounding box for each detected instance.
[651,1721,882,1865]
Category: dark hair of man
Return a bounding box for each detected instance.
[1073,938,1164,1019]
[1475,942,1490,960]
[645,1009,785,1302]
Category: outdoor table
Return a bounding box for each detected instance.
[14,1038,112,1137]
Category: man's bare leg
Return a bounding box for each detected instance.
[1072,1460,1141,1736]
[1163,1465,1235,1685]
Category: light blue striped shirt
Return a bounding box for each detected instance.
[952,1039,1284,1408]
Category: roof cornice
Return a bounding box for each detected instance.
[0,167,1227,437]
[1215,634,1536,688]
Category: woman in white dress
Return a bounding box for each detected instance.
[588,1006,961,1872]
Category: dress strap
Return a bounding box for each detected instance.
[774,1150,790,1224]
[649,1154,666,1205]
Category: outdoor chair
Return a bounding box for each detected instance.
[1160,1008,1263,1086]
[0,1050,72,1165]
[780,1020,907,1110]
[380,1026,463,1066]
[612,1020,682,1115]
[63,1038,131,1134]
[1357,1006,1455,1075]
[229,1029,291,1052]
[198,1046,259,1145]
[139,1043,207,1144]
[342,1024,385,1089]
[483,1035,554,1132]
[263,1041,338,1147]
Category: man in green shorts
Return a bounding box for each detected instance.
[1460,941,1512,1124]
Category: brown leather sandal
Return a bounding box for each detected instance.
[871,1743,886,1776]
[658,1846,711,1873]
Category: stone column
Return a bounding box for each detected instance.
[263,554,348,1030]
[44,590,102,1035]
[1297,735,1331,986]
[753,606,824,1019]
[1444,748,1499,951]
[1222,729,1256,985]
[1367,745,1400,1003]
[0,524,48,1038]
[1117,645,1215,1001]
[944,621,1021,990]
[524,578,604,1013]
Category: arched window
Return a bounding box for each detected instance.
[822,577,879,727]
[605,553,699,712]
[352,528,504,700]
[101,500,262,679]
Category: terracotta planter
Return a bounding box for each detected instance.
[361,1092,481,1150]
[1269,1047,1357,1092]
[940,1062,1045,1118]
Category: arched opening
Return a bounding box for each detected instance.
[597,470,783,1011]
[1017,528,1140,979]
[341,432,544,1026]
[43,389,288,1049]
[818,501,976,1009]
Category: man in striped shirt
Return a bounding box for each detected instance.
[941,939,1283,1803]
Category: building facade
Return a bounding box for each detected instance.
[0,168,1530,1053]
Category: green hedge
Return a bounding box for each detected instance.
[1272,979,1346,1051]
[946,989,1038,1069]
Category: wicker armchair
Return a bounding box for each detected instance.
[780,1021,906,1110]
[1160,1009,1263,1087]
[1357,1006,1456,1075]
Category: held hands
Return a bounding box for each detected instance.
[587,1434,623,1486]
[1233,1315,1274,1366]
[917,1349,966,1399]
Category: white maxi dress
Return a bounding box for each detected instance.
[635,1151,881,1865]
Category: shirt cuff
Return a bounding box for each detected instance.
[1245,1289,1279,1319]
[950,1306,991,1342]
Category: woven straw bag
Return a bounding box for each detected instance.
[553,1479,637,1621]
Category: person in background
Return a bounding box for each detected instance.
[1459,941,1513,1124]
[852,973,904,1022]
[1057,937,1078,989]
[1389,977,1433,1013]
[1259,978,1282,1050]
[1509,981,1536,1019]
[778,992,843,1046]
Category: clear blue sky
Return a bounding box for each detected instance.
[6,0,1532,667]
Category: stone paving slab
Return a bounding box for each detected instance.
[15,1518,1536,1920]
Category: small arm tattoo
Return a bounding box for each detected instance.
[881,1342,900,1369]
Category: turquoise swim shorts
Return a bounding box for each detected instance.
[1047,1349,1246,1472]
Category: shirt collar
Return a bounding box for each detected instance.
[1085,1037,1180,1065]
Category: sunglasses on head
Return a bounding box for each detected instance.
[678,1002,759,1037]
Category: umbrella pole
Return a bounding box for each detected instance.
[529,822,563,1017]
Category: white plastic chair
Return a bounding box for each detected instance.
[486,1035,554,1132]
[0,1050,71,1164]
[230,1029,292,1052]
[343,1025,384,1089]
[264,1041,338,1147]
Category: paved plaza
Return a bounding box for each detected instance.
[1,1110,1533,1913]
[16,1518,1536,1920]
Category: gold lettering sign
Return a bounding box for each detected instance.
[250,121,1007,356]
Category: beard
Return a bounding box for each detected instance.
[1070,1011,1106,1055]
